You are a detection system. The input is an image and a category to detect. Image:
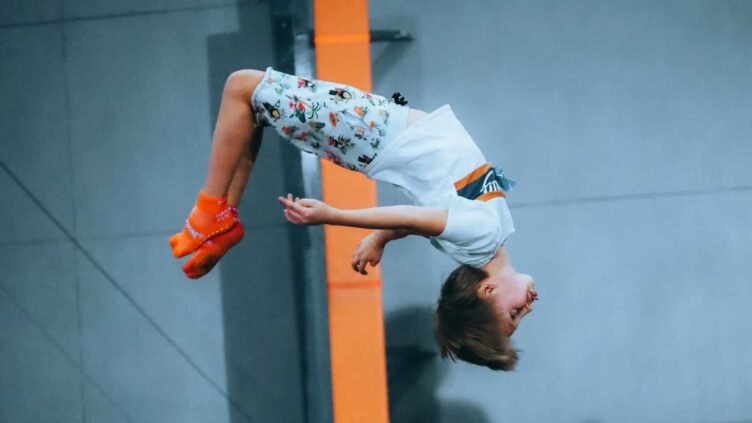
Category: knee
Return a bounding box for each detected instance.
[224,69,265,99]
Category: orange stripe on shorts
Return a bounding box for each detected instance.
[476,191,505,202]
[454,163,491,190]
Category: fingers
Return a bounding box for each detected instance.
[278,193,327,227]
[283,208,296,224]
[278,194,306,223]
[287,193,303,205]
[279,193,317,207]
[296,198,318,207]
[350,255,380,275]
[278,195,300,211]
[357,259,368,275]
[351,252,363,274]
[283,207,308,225]
[278,194,310,213]
[351,250,364,274]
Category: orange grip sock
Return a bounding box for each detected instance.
[169,191,238,258]
[182,221,245,279]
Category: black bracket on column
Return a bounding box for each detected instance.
[308,29,414,47]
[369,29,414,43]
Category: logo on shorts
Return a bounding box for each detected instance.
[481,170,502,194]
[455,166,506,201]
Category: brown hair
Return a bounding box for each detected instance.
[434,264,519,371]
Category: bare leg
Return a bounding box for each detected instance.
[227,126,263,206]
[202,69,265,198]
[180,128,260,278]
[170,69,265,259]
[177,71,265,278]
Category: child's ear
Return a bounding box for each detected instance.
[477,281,495,299]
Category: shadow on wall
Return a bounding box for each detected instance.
[205,2,312,422]
[385,307,491,423]
[369,15,423,111]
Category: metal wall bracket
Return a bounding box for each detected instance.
[308,29,414,47]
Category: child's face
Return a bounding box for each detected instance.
[485,272,538,336]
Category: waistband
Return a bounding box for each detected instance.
[454,163,516,202]
[383,101,409,147]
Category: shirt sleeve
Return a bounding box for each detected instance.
[431,196,505,266]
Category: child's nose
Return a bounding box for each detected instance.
[525,277,538,299]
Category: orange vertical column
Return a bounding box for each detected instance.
[313,1,389,422]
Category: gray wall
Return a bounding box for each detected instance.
[369,1,752,422]
[1,1,313,422]
[3,1,752,422]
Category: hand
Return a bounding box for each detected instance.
[278,194,335,226]
[351,232,385,275]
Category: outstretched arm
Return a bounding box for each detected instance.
[278,195,448,236]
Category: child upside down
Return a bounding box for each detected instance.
[169,68,538,371]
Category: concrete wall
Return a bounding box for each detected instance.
[369,1,752,422]
[0,1,313,422]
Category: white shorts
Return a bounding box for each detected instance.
[251,67,409,173]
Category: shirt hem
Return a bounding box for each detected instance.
[364,104,453,177]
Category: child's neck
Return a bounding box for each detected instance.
[481,246,512,277]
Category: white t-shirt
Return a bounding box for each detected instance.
[365,104,515,267]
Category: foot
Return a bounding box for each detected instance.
[182,221,245,279]
[169,192,238,258]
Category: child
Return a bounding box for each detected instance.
[170,68,538,370]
